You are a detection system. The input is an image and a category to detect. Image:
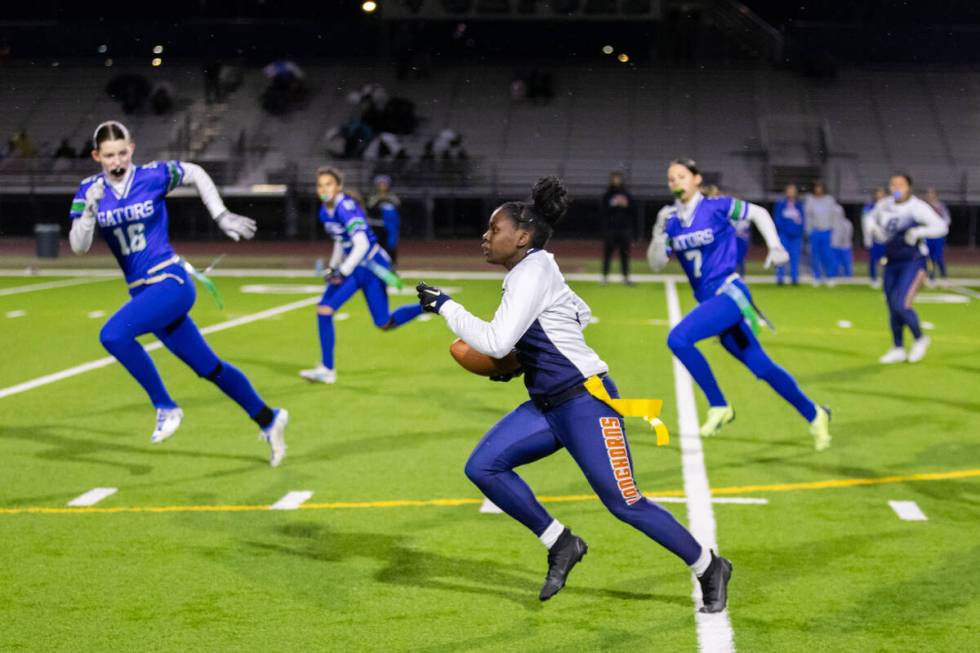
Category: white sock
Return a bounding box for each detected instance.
[538,519,565,549]
[690,546,712,577]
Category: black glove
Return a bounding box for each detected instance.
[489,367,524,383]
[416,281,452,314]
[325,268,346,286]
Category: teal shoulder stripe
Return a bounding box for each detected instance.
[345,218,367,233]
[729,198,745,222]
[166,161,183,192]
[71,200,86,212]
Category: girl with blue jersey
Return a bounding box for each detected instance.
[867,174,948,364]
[647,160,832,450]
[68,121,287,466]
[299,167,423,384]
[417,177,732,612]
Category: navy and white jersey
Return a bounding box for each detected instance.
[659,193,750,302]
[69,161,184,283]
[319,193,378,254]
[440,250,608,399]
[868,195,948,264]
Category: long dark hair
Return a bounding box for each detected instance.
[498,176,569,249]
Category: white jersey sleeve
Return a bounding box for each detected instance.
[439,258,551,359]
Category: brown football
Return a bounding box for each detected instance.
[449,338,522,377]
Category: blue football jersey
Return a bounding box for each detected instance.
[318,193,378,253]
[69,161,184,283]
[663,195,750,302]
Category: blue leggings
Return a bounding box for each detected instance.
[775,237,802,284]
[99,267,269,422]
[832,247,853,278]
[667,287,817,421]
[883,259,926,347]
[465,379,703,565]
[317,266,422,369]
[809,230,836,280]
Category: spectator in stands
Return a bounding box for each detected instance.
[54,138,76,159]
[150,81,176,115]
[78,138,94,158]
[924,188,951,281]
[9,130,37,158]
[363,132,407,162]
[261,60,307,115]
[203,58,222,104]
[599,171,637,286]
[774,183,805,285]
[106,74,151,114]
[830,207,854,278]
[861,187,887,289]
[804,181,839,286]
[367,175,402,266]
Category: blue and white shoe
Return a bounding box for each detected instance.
[151,407,183,444]
[261,408,289,467]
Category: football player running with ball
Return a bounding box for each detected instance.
[417,177,732,611]
[68,121,287,465]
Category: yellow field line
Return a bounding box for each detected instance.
[1,468,977,517]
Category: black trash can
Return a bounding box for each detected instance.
[35,223,60,258]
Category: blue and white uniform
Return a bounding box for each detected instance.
[438,249,704,565]
[68,161,274,427]
[925,200,951,279]
[653,192,818,421]
[867,195,948,347]
[314,192,421,370]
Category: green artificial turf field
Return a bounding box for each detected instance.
[1,271,978,652]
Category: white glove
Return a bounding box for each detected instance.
[904,227,921,246]
[764,244,790,269]
[84,178,105,213]
[216,211,257,241]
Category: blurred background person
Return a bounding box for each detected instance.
[805,181,839,286]
[831,205,854,278]
[862,187,887,289]
[924,187,951,282]
[599,170,637,286]
[366,174,402,266]
[773,183,805,285]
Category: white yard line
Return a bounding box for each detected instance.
[0,277,113,296]
[0,296,321,400]
[68,487,118,507]
[664,279,736,653]
[270,491,315,511]
[888,500,928,521]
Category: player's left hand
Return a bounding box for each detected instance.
[489,367,524,383]
[216,211,257,242]
[904,227,922,246]
[326,268,346,285]
[764,244,790,269]
[417,282,451,314]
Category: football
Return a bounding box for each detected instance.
[449,338,521,376]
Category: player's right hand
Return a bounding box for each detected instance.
[84,178,105,210]
[764,244,789,269]
[489,367,523,383]
[417,282,451,314]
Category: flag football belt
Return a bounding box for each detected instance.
[531,375,670,446]
[126,255,225,309]
[126,255,184,289]
[717,274,774,335]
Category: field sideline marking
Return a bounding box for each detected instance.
[665,278,736,653]
[0,277,113,296]
[0,295,321,400]
[888,500,928,521]
[0,469,975,517]
[67,487,117,507]
[270,491,314,511]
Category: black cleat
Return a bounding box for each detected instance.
[697,550,733,613]
[539,528,588,601]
